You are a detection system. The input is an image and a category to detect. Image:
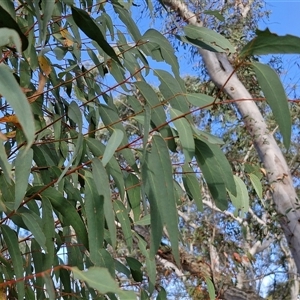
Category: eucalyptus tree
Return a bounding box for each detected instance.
[0,0,300,299]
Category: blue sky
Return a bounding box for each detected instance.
[258,1,300,98]
[263,1,300,35]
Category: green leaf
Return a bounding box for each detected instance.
[57,102,84,183]
[86,137,125,200]
[21,212,47,252]
[170,108,195,162]
[0,5,28,51]
[142,29,180,77]
[0,28,22,54]
[126,257,143,282]
[113,200,133,250]
[153,69,192,122]
[84,172,105,263]
[1,225,25,299]
[204,10,225,22]
[41,197,55,270]
[99,104,137,171]
[134,81,177,151]
[228,176,249,217]
[94,249,115,277]
[0,1,16,18]
[182,163,203,211]
[249,173,263,201]
[240,28,300,57]
[71,6,121,66]
[193,127,224,145]
[134,214,150,226]
[183,25,235,53]
[14,148,33,210]
[125,173,141,221]
[42,273,55,300]
[41,0,55,44]
[102,128,124,167]
[142,136,179,263]
[252,62,291,149]
[0,64,35,149]
[41,187,89,249]
[113,5,142,42]
[205,277,216,300]
[68,100,82,130]
[0,142,12,183]
[195,139,235,209]
[71,267,136,299]
[186,93,214,108]
[92,158,116,248]
[157,287,167,300]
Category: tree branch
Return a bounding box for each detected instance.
[161,0,300,273]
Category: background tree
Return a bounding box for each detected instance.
[0,0,299,299]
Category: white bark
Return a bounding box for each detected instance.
[162,0,300,273]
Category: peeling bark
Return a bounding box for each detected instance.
[161,0,300,277]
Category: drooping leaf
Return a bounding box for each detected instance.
[240,28,300,57]
[84,171,105,263]
[41,187,89,249]
[86,137,125,200]
[183,24,235,53]
[205,277,216,300]
[126,257,143,282]
[228,176,249,217]
[71,6,121,66]
[14,148,33,210]
[182,163,203,211]
[71,267,136,299]
[0,64,35,149]
[170,108,194,162]
[99,104,137,171]
[252,62,291,149]
[42,273,55,300]
[102,128,124,167]
[195,139,236,209]
[1,225,25,299]
[134,81,177,151]
[41,197,55,270]
[0,142,12,183]
[186,93,214,108]
[92,158,116,248]
[113,200,133,250]
[142,135,179,263]
[193,127,224,145]
[153,69,192,122]
[204,10,225,22]
[142,29,180,77]
[0,28,22,54]
[113,4,142,42]
[21,212,47,252]
[249,173,263,201]
[125,173,141,221]
[41,0,55,44]
[57,102,84,183]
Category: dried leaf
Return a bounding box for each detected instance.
[0,131,7,141]
[38,55,52,76]
[60,28,74,47]
[28,73,46,103]
[0,115,21,127]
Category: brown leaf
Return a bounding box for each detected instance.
[38,55,52,76]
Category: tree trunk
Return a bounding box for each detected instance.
[161,0,300,274]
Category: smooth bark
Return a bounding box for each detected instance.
[161,0,300,277]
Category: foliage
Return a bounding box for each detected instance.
[0,0,299,299]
